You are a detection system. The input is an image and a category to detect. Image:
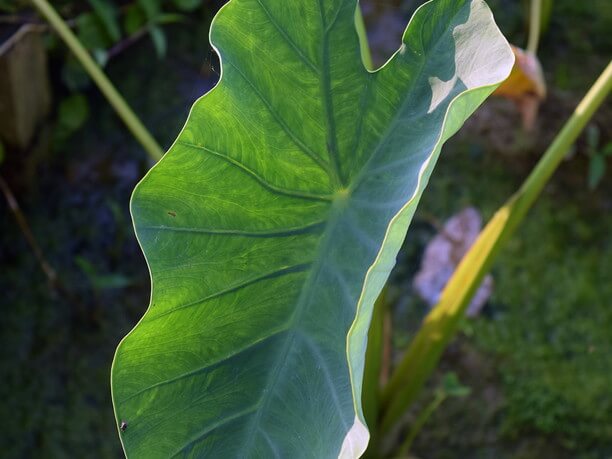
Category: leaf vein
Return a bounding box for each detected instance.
[351,6,464,191]
[316,0,344,187]
[169,403,261,458]
[254,0,319,73]
[223,61,333,177]
[178,141,332,202]
[296,331,350,431]
[146,262,312,321]
[140,220,326,238]
[119,327,289,404]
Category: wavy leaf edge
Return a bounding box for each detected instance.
[343,1,514,454]
[111,0,514,457]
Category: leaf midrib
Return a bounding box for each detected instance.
[236,198,349,457]
[254,0,320,74]
[318,0,345,189]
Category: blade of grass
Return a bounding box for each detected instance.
[31,0,164,161]
[379,61,612,432]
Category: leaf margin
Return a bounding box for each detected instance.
[110,0,515,457]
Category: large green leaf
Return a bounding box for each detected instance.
[111,0,513,457]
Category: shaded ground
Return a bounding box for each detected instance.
[0,18,217,457]
[1,0,611,457]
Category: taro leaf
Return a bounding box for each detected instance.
[111,0,513,457]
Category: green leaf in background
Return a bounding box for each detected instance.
[137,0,162,22]
[588,154,606,190]
[111,0,512,457]
[53,93,90,148]
[75,256,133,290]
[440,372,471,398]
[76,11,114,65]
[87,0,121,42]
[148,25,167,59]
[586,125,611,190]
[58,93,89,133]
[124,4,147,35]
[173,0,203,12]
[157,13,187,25]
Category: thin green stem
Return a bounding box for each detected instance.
[515,61,612,221]
[380,61,612,433]
[361,289,388,458]
[397,392,446,457]
[31,0,164,161]
[527,0,542,54]
[354,4,373,70]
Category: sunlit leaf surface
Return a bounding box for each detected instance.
[111,0,512,457]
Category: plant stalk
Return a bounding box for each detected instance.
[527,0,542,54]
[397,392,446,457]
[31,0,164,162]
[380,60,612,432]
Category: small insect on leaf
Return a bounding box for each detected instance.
[167,211,176,217]
[120,420,128,432]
